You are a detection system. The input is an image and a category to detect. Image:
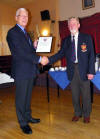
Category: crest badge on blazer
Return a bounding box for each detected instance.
[81,43,87,52]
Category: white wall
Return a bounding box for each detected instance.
[59,0,100,20]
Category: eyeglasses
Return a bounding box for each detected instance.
[17,15,28,18]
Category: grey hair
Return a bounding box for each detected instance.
[16,8,28,16]
[68,17,79,24]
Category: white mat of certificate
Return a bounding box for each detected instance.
[36,37,52,52]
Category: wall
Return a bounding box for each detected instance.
[59,0,100,20]
[0,3,16,55]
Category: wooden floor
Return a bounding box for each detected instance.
[0,86,100,139]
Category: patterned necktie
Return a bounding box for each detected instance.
[71,36,76,62]
[24,29,29,39]
[24,29,31,45]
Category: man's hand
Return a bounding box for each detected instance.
[41,56,49,66]
[33,40,38,49]
[87,74,94,80]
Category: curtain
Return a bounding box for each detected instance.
[59,13,100,66]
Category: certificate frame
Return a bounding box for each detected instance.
[36,36,53,53]
[82,0,95,10]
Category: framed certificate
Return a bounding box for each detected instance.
[36,36,52,52]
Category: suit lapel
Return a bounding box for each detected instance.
[67,35,72,57]
[15,24,25,37]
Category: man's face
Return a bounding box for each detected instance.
[68,18,80,35]
[15,10,28,28]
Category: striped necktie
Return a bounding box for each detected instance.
[24,29,29,39]
[24,29,31,45]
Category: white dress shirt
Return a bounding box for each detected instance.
[71,32,79,63]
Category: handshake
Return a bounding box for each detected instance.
[33,40,49,66]
[40,56,49,66]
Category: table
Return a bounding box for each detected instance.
[45,71,70,103]
[46,72,60,102]
[0,73,14,104]
[49,71,70,90]
[47,71,100,102]
[91,71,100,90]
[0,72,14,84]
[49,71,100,91]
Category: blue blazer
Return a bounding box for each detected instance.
[49,33,95,81]
[7,25,40,80]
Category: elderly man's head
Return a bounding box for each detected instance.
[68,17,80,35]
[15,8,28,28]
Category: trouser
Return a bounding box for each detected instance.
[15,78,34,126]
[70,64,91,117]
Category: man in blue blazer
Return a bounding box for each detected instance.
[7,8,47,134]
[49,17,95,123]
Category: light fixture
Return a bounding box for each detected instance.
[42,29,49,36]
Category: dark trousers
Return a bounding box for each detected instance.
[70,64,91,117]
[15,78,34,127]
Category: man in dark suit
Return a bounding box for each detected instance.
[48,17,95,123]
[6,8,47,134]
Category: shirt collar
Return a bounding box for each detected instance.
[71,32,79,39]
[16,24,25,33]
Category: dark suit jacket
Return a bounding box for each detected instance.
[7,24,40,80]
[49,32,95,81]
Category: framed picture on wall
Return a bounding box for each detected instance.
[82,0,95,10]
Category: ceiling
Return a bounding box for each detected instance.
[0,0,35,7]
